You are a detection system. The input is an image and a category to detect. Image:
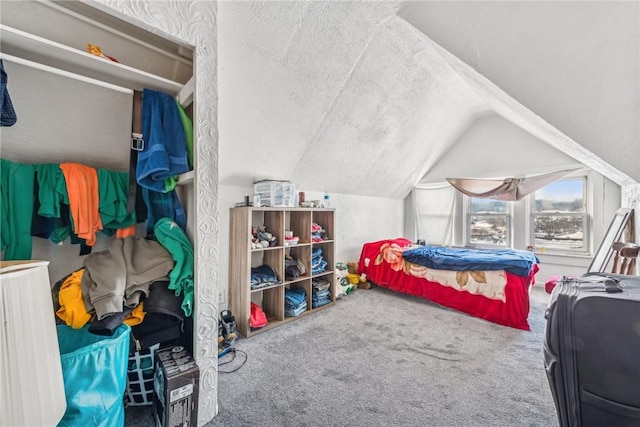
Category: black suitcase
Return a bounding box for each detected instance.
[543,273,640,427]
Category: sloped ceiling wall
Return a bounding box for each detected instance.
[400,0,640,184]
[421,114,579,184]
[219,1,638,199]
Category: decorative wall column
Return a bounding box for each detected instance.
[89,1,219,424]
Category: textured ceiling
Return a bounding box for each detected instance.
[218,1,637,199]
[219,1,489,197]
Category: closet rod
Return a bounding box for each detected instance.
[0,53,133,95]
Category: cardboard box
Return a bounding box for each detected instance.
[153,346,199,427]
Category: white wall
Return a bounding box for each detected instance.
[217,185,402,310]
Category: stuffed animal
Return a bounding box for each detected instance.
[347,261,371,289]
[335,262,354,297]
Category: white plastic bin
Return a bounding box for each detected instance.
[254,180,296,207]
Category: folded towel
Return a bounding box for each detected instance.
[137,89,189,191]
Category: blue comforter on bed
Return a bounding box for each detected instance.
[402,245,539,277]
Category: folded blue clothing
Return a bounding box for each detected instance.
[402,245,540,277]
[312,289,330,298]
[251,281,279,290]
[312,298,331,308]
[311,260,327,274]
[285,287,306,305]
[285,287,306,297]
[285,302,306,311]
[312,248,322,257]
[251,265,278,285]
[311,255,324,269]
[285,302,307,317]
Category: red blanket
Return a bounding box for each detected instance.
[358,239,538,330]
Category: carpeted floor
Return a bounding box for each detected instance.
[125,284,558,426]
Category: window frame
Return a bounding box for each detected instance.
[529,176,589,254]
[464,196,512,248]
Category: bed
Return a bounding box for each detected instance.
[358,238,539,330]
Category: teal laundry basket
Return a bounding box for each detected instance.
[57,324,131,427]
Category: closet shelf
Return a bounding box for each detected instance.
[0,24,184,95]
[176,170,195,186]
[177,77,194,108]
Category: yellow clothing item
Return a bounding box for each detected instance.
[124,302,146,326]
[57,268,146,328]
[56,269,92,328]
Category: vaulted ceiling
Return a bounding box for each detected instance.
[218,1,639,198]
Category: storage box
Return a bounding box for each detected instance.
[153,346,199,427]
[254,180,295,207]
[126,343,160,406]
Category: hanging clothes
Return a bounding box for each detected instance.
[0,159,35,259]
[97,169,136,236]
[34,163,63,219]
[0,60,17,127]
[154,217,194,317]
[142,187,186,237]
[59,162,103,247]
[137,88,189,192]
[176,100,194,170]
[32,163,71,242]
[32,164,90,253]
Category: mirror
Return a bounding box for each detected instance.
[588,208,634,273]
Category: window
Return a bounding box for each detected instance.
[531,177,588,253]
[466,197,510,247]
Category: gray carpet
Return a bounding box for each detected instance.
[126,284,558,426]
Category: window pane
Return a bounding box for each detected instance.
[534,214,585,251]
[533,179,584,213]
[469,215,508,246]
[470,198,508,214]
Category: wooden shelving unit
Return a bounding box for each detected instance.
[229,207,336,337]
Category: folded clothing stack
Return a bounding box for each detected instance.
[312,278,331,308]
[250,264,280,290]
[311,223,328,242]
[311,248,328,274]
[285,287,307,317]
[285,256,306,280]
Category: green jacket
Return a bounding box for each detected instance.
[154,217,194,316]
